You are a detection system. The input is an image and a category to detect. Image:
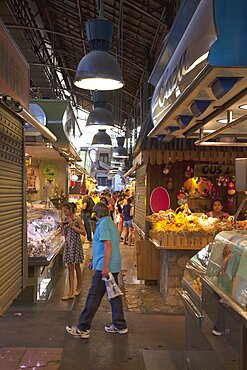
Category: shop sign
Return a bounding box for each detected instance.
[42,163,58,181]
[194,164,234,177]
[151,0,216,127]
[0,19,29,110]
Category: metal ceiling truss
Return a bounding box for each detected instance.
[2,0,181,135]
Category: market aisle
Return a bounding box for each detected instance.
[0,242,185,370]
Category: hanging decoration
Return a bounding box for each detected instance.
[167,177,174,190]
[163,162,171,175]
[177,187,188,205]
[185,165,193,178]
[71,174,79,182]
[184,177,212,198]
[80,174,87,195]
[227,181,236,195]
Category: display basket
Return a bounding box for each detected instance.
[150,230,214,250]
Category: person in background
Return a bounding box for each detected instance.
[90,192,100,237]
[66,202,128,339]
[62,203,86,300]
[206,199,229,220]
[124,189,131,200]
[100,196,108,205]
[115,197,124,239]
[81,190,95,242]
[109,193,115,221]
[122,197,134,245]
[92,191,100,205]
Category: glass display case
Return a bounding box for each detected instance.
[182,243,213,312]
[24,207,65,302]
[206,230,247,310]
[27,207,63,260]
[180,230,247,370]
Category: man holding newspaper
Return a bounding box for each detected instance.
[66,202,128,339]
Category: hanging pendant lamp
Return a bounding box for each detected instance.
[86,91,114,127]
[91,129,112,147]
[74,16,124,91]
[112,136,128,158]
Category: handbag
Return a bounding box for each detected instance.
[102,273,123,300]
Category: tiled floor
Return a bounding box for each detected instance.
[0,242,185,370]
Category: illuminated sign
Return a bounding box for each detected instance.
[151,0,217,127]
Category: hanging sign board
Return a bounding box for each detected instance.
[194,164,234,177]
[151,0,216,127]
[42,163,58,181]
[0,19,29,109]
[150,187,170,213]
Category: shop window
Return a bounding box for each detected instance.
[99,153,109,164]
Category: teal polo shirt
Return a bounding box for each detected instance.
[92,216,121,273]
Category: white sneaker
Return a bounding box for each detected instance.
[212,328,230,336]
[104,324,128,334]
[66,325,90,338]
[212,329,222,336]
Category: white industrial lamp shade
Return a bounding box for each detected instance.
[86,107,114,127]
[74,50,124,91]
[92,129,112,147]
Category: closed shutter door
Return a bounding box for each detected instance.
[134,165,147,234]
[0,106,24,315]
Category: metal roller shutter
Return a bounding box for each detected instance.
[0,106,25,315]
[135,165,147,233]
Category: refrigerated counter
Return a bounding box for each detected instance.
[180,230,247,370]
[17,207,65,304]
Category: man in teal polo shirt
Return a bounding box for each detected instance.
[66,202,128,339]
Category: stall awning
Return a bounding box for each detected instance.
[149,0,247,147]
[124,152,142,178]
[19,108,57,142]
[30,100,81,162]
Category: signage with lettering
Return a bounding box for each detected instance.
[151,0,216,127]
[194,164,234,177]
[42,163,58,181]
[0,19,29,110]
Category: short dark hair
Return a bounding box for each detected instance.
[93,202,109,218]
[213,198,223,207]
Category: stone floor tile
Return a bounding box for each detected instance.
[20,348,62,368]
[0,348,25,370]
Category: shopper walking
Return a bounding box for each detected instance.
[66,202,128,338]
[122,197,134,245]
[81,190,95,242]
[62,203,86,300]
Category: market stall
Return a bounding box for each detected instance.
[141,0,247,364]
[21,207,65,303]
[0,20,58,314]
[147,204,247,311]
[133,0,247,315]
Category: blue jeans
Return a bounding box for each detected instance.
[77,270,127,331]
[81,212,92,241]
